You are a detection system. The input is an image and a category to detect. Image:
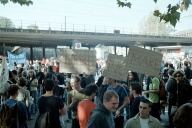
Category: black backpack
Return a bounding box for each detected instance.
[0,102,19,128]
[35,109,55,128]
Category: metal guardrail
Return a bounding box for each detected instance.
[0,19,192,40]
[0,28,192,41]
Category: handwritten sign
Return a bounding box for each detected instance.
[60,49,96,75]
[126,46,162,77]
[103,54,128,81]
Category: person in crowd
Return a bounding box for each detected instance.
[97,77,109,104]
[53,61,59,74]
[18,67,24,78]
[168,63,175,70]
[18,63,25,69]
[44,65,59,95]
[12,61,18,70]
[96,76,104,88]
[177,58,183,70]
[65,73,72,122]
[173,103,192,128]
[124,99,162,128]
[36,67,44,96]
[166,69,192,128]
[127,71,140,103]
[129,82,146,118]
[184,60,191,81]
[165,69,176,127]
[9,70,17,84]
[107,78,130,128]
[142,76,160,120]
[87,90,119,128]
[1,84,28,128]
[79,74,87,88]
[17,77,33,120]
[27,70,38,115]
[37,79,66,128]
[12,69,19,82]
[77,84,98,128]
[162,62,169,84]
[67,75,86,128]
[0,71,16,103]
[86,75,95,85]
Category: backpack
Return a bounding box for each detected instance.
[35,97,59,128]
[0,103,19,128]
[35,109,54,128]
[159,79,167,100]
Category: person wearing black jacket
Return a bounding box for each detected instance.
[87,90,119,128]
[166,69,192,128]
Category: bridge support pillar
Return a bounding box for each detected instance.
[126,47,128,57]
[30,46,33,63]
[55,47,57,58]
[2,43,5,56]
[42,45,45,58]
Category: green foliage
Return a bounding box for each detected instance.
[0,0,33,6]
[154,4,181,27]
[0,16,14,28]
[117,0,191,27]
[117,0,131,8]
[139,12,175,36]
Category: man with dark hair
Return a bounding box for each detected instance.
[87,90,119,128]
[184,60,191,81]
[44,65,60,95]
[124,99,161,128]
[67,75,86,128]
[129,82,146,118]
[79,74,87,88]
[162,62,169,84]
[166,69,192,127]
[77,84,98,128]
[142,76,160,120]
[36,79,66,128]
[0,84,28,128]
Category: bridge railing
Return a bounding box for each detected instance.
[0,19,191,39]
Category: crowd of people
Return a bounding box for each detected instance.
[0,57,192,128]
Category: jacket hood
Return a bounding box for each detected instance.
[94,102,111,115]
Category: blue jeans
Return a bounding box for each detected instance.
[30,90,38,114]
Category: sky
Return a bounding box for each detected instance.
[0,0,191,34]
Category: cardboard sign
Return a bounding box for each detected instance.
[126,46,162,77]
[103,54,128,81]
[60,49,96,75]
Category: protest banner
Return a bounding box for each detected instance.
[7,52,27,70]
[103,54,128,81]
[126,46,163,77]
[60,49,96,75]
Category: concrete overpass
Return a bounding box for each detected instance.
[1,28,192,48]
[0,28,192,60]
